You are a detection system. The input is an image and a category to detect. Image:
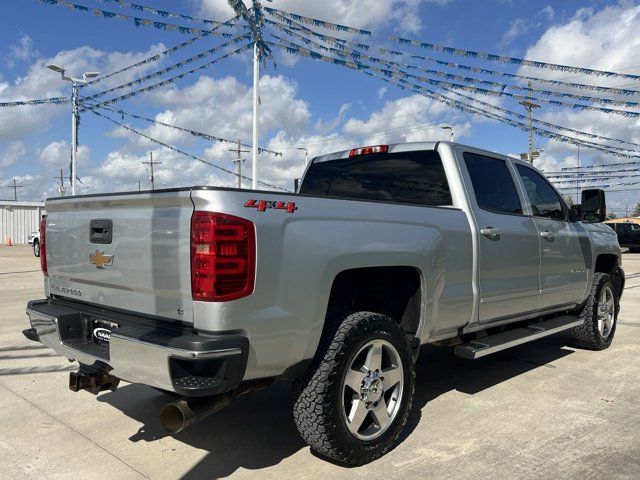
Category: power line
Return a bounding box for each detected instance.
[88,108,290,192]
[92,105,283,156]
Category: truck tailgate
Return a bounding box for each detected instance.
[44,190,194,322]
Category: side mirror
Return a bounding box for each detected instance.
[569,204,582,222]
[581,189,606,223]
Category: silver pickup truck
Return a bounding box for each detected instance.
[24,141,624,465]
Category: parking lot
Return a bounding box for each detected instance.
[1,244,639,479]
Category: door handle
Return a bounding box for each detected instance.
[540,230,554,240]
[480,227,501,238]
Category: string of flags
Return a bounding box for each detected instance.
[263,6,371,36]
[269,40,640,156]
[380,49,640,97]
[389,36,640,81]
[38,0,240,37]
[94,105,283,156]
[85,33,252,99]
[85,44,252,110]
[89,108,290,191]
[84,17,242,86]
[0,97,69,107]
[93,0,237,27]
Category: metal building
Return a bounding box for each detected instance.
[0,201,45,245]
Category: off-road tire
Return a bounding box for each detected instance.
[33,240,40,257]
[292,311,415,465]
[569,273,618,350]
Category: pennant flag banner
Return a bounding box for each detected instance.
[549,167,640,175]
[264,7,371,36]
[556,180,640,190]
[562,159,640,170]
[273,34,640,110]
[265,12,370,50]
[97,105,283,156]
[389,36,640,81]
[85,16,242,87]
[39,0,240,37]
[85,44,252,110]
[551,175,640,184]
[88,109,290,191]
[380,49,640,97]
[270,40,638,158]
[0,97,69,107]
[441,87,640,150]
[94,0,236,27]
[86,33,252,100]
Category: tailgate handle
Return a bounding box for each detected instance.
[90,220,113,244]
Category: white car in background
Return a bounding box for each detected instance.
[28,231,41,257]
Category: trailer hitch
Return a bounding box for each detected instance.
[69,366,120,395]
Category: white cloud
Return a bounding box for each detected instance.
[6,34,38,67]
[0,141,25,169]
[199,0,438,33]
[499,18,533,49]
[538,5,555,22]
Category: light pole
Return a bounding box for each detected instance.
[440,125,454,141]
[296,147,309,166]
[47,64,100,196]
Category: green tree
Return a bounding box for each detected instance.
[565,196,574,207]
[633,202,640,217]
[607,212,617,219]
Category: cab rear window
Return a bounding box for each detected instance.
[299,150,452,207]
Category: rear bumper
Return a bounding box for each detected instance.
[24,299,249,397]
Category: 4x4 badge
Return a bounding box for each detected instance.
[89,250,114,269]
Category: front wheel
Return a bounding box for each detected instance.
[33,240,40,257]
[569,273,618,350]
[292,312,415,465]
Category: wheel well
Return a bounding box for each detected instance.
[594,254,623,299]
[326,267,422,335]
[595,254,617,274]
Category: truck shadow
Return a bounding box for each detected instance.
[98,335,574,479]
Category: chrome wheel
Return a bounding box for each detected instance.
[341,339,404,441]
[597,286,615,339]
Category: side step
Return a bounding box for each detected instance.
[454,315,583,360]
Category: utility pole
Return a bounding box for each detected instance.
[142,152,161,190]
[53,168,66,196]
[138,181,141,192]
[575,144,580,204]
[519,82,540,164]
[229,139,250,189]
[7,179,23,201]
[46,65,100,195]
[252,42,260,190]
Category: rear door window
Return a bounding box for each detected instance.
[463,152,523,215]
[300,150,452,207]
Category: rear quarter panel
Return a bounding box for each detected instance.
[191,189,473,379]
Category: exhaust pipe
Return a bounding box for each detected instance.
[160,379,273,434]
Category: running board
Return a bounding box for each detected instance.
[454,315,583,360]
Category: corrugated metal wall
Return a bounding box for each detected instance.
[0,203,44,244]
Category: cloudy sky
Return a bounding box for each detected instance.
[1,0,639,215]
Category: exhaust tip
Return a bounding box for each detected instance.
[159,403,187,434]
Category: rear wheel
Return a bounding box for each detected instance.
[569,273,618,350]
[33,240,40,257]
[292,311,415,465]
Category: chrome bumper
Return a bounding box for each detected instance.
[25,299,249,396]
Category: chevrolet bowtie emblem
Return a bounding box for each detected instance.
[89,250,114,269]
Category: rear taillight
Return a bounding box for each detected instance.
[190,211,256,302]
[40,216,48,277]
[348,144,389,157]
